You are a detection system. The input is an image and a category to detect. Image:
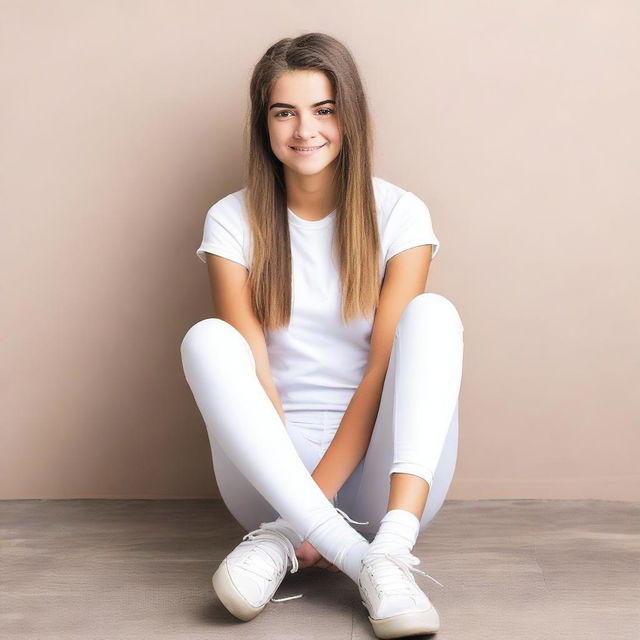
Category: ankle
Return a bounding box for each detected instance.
[305,510,370,583]
[368,508,421,555]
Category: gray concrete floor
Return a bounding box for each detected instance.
[1,499,638,639]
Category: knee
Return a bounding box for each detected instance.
[180,318,249,361]
[401,293,464,332]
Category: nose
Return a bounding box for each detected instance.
[294,111,317,141]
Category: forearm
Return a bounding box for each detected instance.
[311,369,387,500]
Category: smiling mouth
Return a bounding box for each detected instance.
[289,143,327,152]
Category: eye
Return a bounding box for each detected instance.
[274,108,335,118]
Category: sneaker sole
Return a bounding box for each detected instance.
[211,559,266,622]
[368,606,440,639]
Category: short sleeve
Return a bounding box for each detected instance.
[195,198,248,268]
[384,191,440,262]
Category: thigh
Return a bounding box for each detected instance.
[212,417,325,533]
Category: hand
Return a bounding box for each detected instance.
[294,540,340,572]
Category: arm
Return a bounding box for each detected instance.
[205,253,287,426]
[311,244,434,500]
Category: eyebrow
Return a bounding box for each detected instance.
[269,99,336,110]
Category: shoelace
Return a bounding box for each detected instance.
[362,550,444,600]
[238,524,303,602]
[260,508,369,603]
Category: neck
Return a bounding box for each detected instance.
[284,163,338,219]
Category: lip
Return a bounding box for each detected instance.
[289,143,327,155]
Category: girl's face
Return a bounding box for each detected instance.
[267,70,342,177]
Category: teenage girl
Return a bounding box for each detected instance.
[180,32,464,639]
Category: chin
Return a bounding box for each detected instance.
[288,164,333,177]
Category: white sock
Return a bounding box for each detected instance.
[367,509,421,556]
[268,513,369,584]
[305,510,370,584]
[339,537,370,583]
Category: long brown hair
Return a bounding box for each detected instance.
[242,32,380,332]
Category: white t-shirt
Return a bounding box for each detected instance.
[196,176,440,413]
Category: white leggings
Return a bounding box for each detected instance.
[180,292,464,544]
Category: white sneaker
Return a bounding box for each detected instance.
[358,549,444,639]
[211,521,303,621]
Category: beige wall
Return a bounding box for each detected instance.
[1,1,638,501]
